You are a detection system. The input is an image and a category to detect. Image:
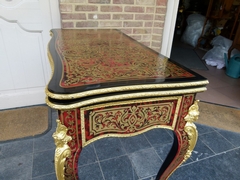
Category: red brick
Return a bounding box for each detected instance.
[75,5,98,11]
[135,14,154,20]
[123,21,143,27]
[145,22,153,27]
[155,15,165,21]
[60,4,73,12]
[88,14,111,19]
[88,0,110,3]
[156,7,166,14]
[141,41,151,46]
[154,22,164,27]
[124,6,144,13]
[61,13,86,20]
[119,28,132,34]
[113,14,133,20]
[62,22,74,28]
[146,7,154,13]
[152,41,162,47]
[153,28,163,34]
[133,28,152,34]
[142,35,151,41]
[60,0,85,2]
[113,0,134,4]
[76,21,98,27]
[136,0,155,5]
[101,6,123,12]
[152,35,162,41]
[156,0,167,6]
[130,35,142,41]
[99,21,122,27]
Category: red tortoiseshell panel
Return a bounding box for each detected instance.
[58,109,82,180]
[160,94,195,179]
[54,29,195,88]
[82,98,179,144]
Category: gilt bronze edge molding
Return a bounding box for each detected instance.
[45,80,209,100]
[46,87,206,110]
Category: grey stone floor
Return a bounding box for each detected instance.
[1,109,240,180]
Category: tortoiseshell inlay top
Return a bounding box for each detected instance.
[52,29,195,88]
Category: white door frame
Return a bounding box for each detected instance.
[161,0,179,57]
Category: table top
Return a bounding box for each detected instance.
[47,29,208,99]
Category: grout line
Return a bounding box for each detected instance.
[117,137,141,179]
[96,153,127,163]
[213,128,239,148]
[126,154,141,180]
[182,146,240,167]
[30,153,34,180]
[92,142,106,180]
[198,138,216,155]
[31,172,55,180]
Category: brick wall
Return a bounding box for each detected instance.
[59,0,168,52]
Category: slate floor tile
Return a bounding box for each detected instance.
[100,155,138,180]
[32,149,55,177]
[152,142,172,161]
[199,131,235,153]
[78,162,104,180]
[120,134,151,153]
[33,129,55,152]
[0,139,33,159]
[32,173,57,180]
[215,148,240,179]
[0,154,32,180]
[2,109,240,180]
[128,148,162,179]
[78,143,98,166]
[153,142,193,166]
[195,123,215,135]
[144,129,173,146]
[142,177,156,180]
[93,137,126,161]
[169,148,240,180]
[191,139,215,161]
[215,129,240,147]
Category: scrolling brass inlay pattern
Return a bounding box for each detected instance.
[90,102,173,135]
[58,109,82,180]
[81,96,182,146]
[54,29,195,88]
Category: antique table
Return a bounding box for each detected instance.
[46,29,208,180]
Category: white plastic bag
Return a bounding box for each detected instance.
[181,14,210,47]
[202,36,234,69]
[211,35,232,49]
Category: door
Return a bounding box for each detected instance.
[0,0,60,109]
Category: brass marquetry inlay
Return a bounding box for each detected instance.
[90,102,173,135]
[54,29,195,88]
[81,96,182,146]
